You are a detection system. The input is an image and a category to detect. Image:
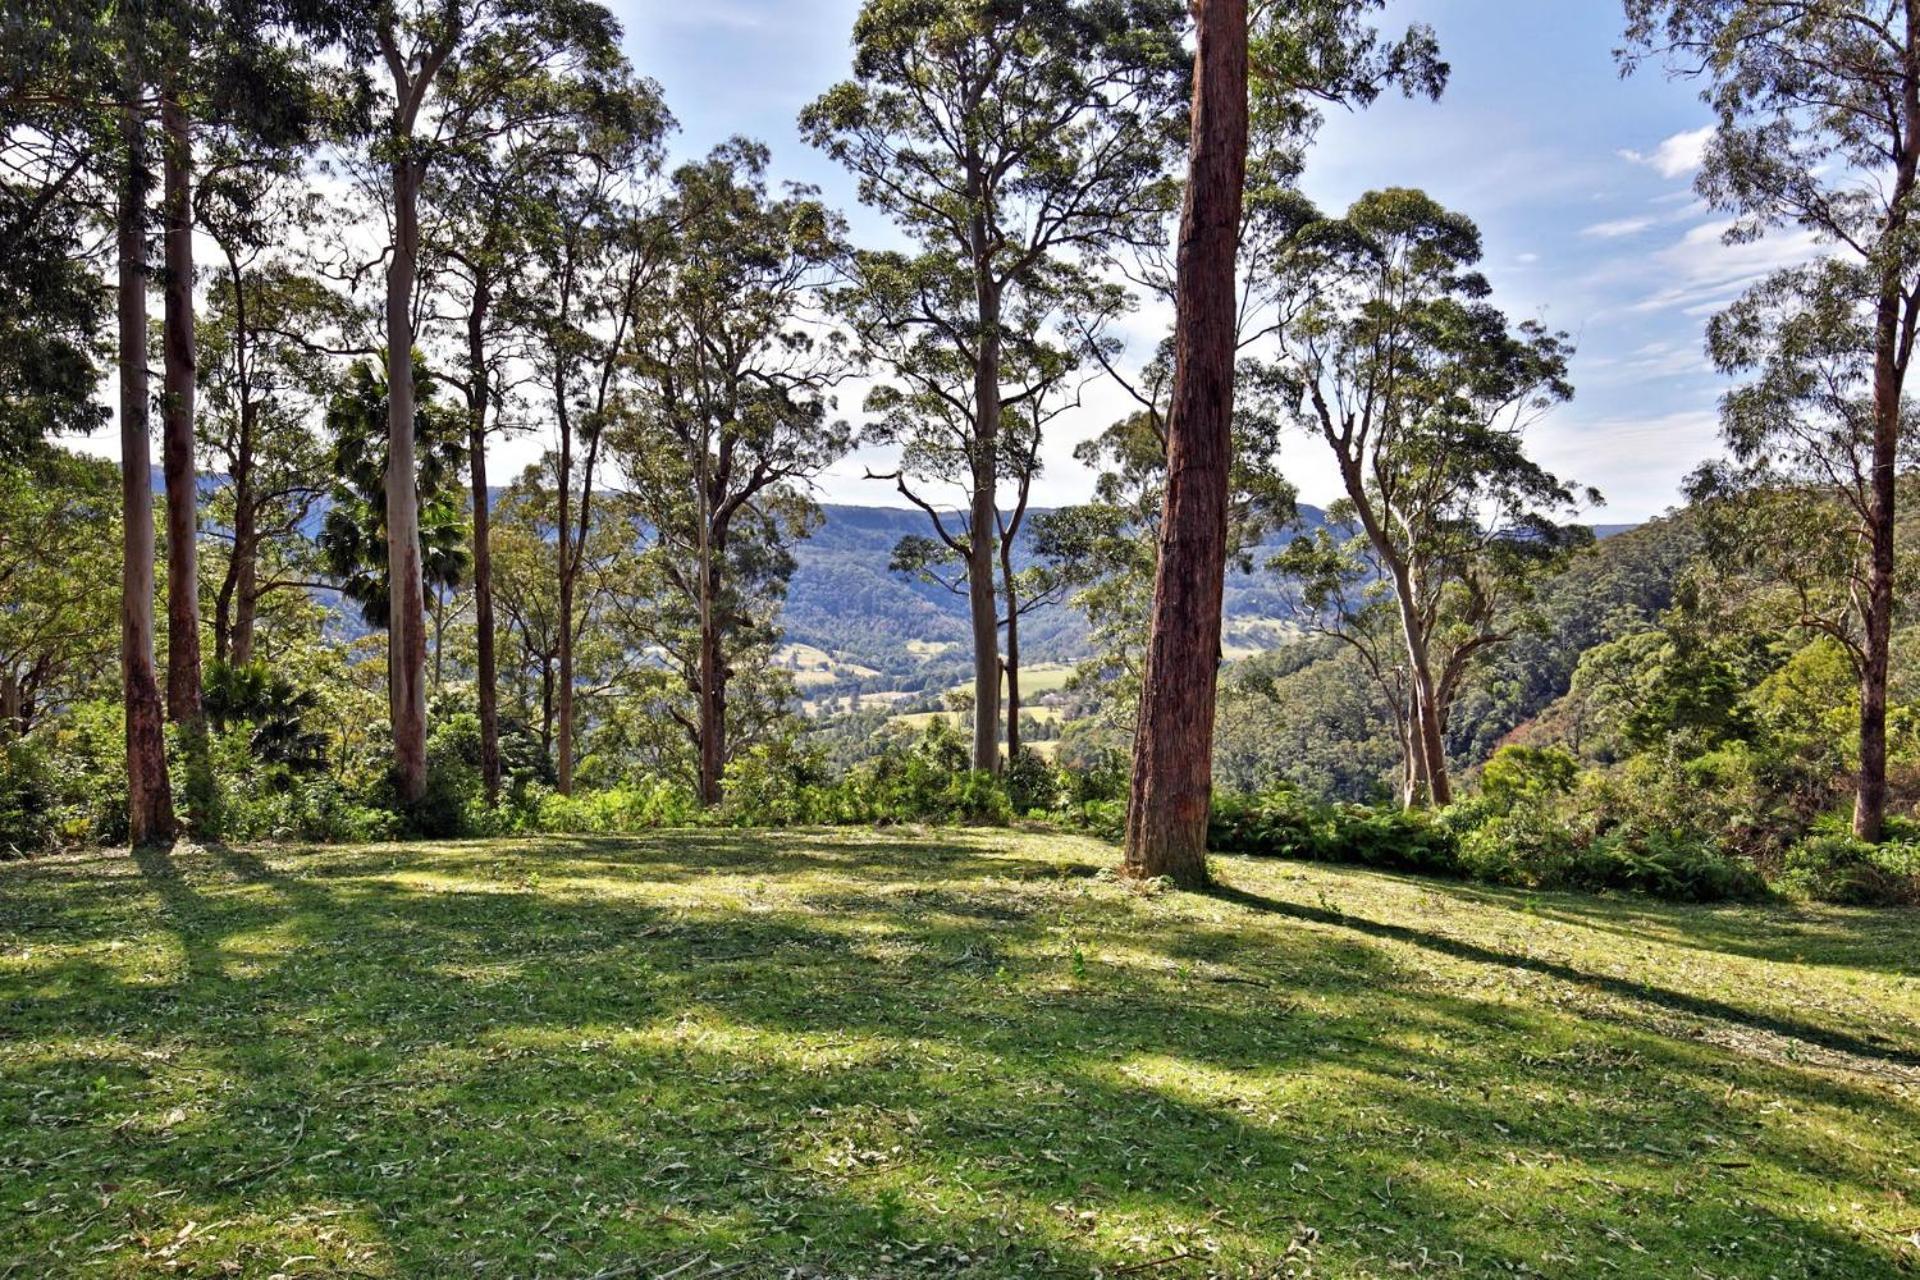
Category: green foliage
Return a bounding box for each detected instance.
[1210,787,1464,877]
[169,720,224,842]
[0,735,55,856]
[205,660,329,774]
[537,781,701,834]
[1779,832,1920,908]
[1209,782,1763,902]
[318,356,470,630]
[1479,745,1577,810]
[1453,801,1765,903]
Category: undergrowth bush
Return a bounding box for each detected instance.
[1777,831,1920,906]
[1209,783,1762,902]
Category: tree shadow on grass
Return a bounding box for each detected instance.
[3,836,1917,1277]
[1205,878,1920,1075]
[1438,878,1920,977]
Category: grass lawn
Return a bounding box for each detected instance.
[3,830,1918,1279]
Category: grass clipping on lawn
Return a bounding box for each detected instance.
[2,829,1917,1278]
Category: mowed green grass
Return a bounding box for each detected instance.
[3,831,1918,1279]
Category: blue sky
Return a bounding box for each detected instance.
[606,0,1826,521]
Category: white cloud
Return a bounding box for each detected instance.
[1529,408,1724,519]
[1581,216,1655,238]
[1626,218,1828,315]
[1618,125,1715,179]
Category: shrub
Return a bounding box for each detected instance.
[539,780,701,833]
[1212,785,1762,903]
[1003,748,1062,815]
[1211,787,1462,877]
[1480,745,1577,811]
[1453,796,1580,887]
[0,735,55,856]
[1778,833,1920,907]
[1075,797,1126,841]
[1568,828,1766,902]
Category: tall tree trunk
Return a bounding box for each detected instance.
[119,68,175,846]
[231,500,257,665]
[467,284,500,804]
[697,601,725,808]
[1857,288,1902,842]
[1397,694,1425,809]
[0,672,21,739]
[555,387,575,796]
[1001,536,1021,760]
[967,189,1002,774]
[540,658,554,757]
[160,83,200,726]
[1390,570,1450,808]
[385,152,429,805]
[1122,0,1247,888]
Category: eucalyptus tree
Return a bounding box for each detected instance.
[1120,0,1248,885]
[803,0,1190,772]
[348,0,629,803]
[522,102,670,796]
[1123,0,1445,879]
[153,0,332,729]
[195,136,350,669]
[1685,261,1920,820]
[0,20,110,459]
[1,0,175,838]
[196,259,340,668]
[887,391,1084,762]
[1622,0,1920,841]
[117,0,174,842]
[1270,189,1589,807]
[608,141,852,807]
[424,42,668,803]
[872,302,1107,760]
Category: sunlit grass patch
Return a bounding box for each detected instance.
[2,831,1916,1277]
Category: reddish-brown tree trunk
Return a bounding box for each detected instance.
[161,84,201,726]
[1122,0,1247,888]
[385,151,429,805]
[119,72,175,846]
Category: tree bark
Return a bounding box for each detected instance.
[1857,287,1901,842]
[1121,0,1246,888]
[231,496,258,665]
[160,83,201,726]
[466,281,500,804]
[1389,567,1451,808]
[555,375,575,796]
[967,268,1003,773]
[1852,7,1920,841]
[119,68,175,846]
[385,149,429,805]
[697,596,726,808]
[1001,538,1021,761]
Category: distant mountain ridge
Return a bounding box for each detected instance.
[159,473,1631,681]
